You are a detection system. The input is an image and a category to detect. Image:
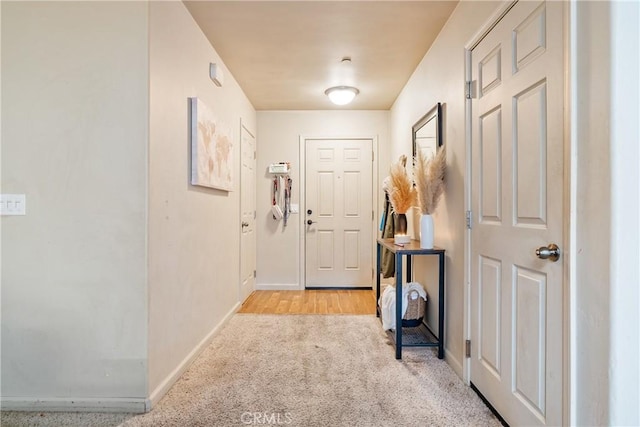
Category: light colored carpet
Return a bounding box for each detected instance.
[1,314,499,427]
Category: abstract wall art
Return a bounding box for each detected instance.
[189,97,233,191]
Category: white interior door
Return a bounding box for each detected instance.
[470,1,564,425]
[305,138,373,288]
[240,123,256,302]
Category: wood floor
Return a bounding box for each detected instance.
[238,289,377,315]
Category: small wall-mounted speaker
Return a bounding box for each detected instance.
[209,63,224,87]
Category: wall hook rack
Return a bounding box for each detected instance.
[268,162,290,174]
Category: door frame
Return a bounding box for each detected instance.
[298,135,379,290]
[239,118,256,302]
[462,1,573,425]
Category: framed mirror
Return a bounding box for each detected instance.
[411,102,442,240]
[412,102,442,161]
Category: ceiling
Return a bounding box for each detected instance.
[184,1,458,111]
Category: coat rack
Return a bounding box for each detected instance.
[269,163,292,226]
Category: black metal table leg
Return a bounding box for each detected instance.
[438,252,445,359]
[376,239,446,361]
[395,251,403,359]
[376,242,381,317]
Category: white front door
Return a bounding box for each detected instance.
[470,1,564,425]
[305,138,373,288]
[240,123,256,302]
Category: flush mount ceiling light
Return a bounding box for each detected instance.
[325,86,359,106]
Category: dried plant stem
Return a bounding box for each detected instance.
[388,155,416,214]
[415,148,446,215]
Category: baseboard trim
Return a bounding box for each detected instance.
[0,397,147,413]
[1,302,242,414]
[445,348,464,379]
[470,382,510,427]
[146,301,241,411]
[255,283,301,291]
[254,284,375,291]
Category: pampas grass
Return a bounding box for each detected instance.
[389,155,416,214]
[414,148,446,215]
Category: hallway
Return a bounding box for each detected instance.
[238,290,376,315]
[1,314,499,427]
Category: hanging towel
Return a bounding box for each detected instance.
[380,193,395,278]
[380,285,397,331]
[379,282,427,331]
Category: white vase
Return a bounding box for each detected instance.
[420,214,434,249]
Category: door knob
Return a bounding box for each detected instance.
[241,222,249,228]
[307,219,317,225]
[307,209,313,215]
[535,243,560,262]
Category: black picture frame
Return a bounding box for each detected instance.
[412,102,443,161]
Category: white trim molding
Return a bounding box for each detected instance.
[256,283,300,291]
[463,2,572,425]
[0,397,147,414]
[146,301,240,411]
[298,135,379,290]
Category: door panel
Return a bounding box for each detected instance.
[479,255,501,377]
[514,81,547,226]
[305,139,373,287]
[344,172,361,216]
[479,46,502,96]
[240,123,256,302]
[318,172,335,216]
[318,231,334,269]
[344,231,360,269]
[513,3,546,71]
[480,106,502,223]
[513,265,546,417]
[470,1,563,425]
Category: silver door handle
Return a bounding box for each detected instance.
[535,243,560,262]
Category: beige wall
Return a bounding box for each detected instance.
[572,1,640,424]
[391,1,640,423]
[256,111,389,288]
[2,1,637,422]
[389,1,500,376]
[148,1,256,401]
[607,2,640,424]
[572,2,611,423]
[1,1,149,408]
[1,0,256,411]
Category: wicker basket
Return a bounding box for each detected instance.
[380,284,426,327]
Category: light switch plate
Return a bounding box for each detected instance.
[290,204,299,214]
[0,194,26,215]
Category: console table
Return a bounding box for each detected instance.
[376,238,446,359]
